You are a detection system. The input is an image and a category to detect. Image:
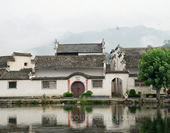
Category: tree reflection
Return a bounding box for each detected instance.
[139,117,170,133]
[139,105,170,133]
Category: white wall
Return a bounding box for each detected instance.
[105,73,129,97]
[0,80,68,97]
[7,56,34,71]
[127,77,164,94]
[0,74,112,97]
[0,74,165,97]
[35,68,104,77]
[67,75,111,97]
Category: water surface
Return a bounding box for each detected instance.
[0,104,170,133]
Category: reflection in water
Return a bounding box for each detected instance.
[139,117,170,133]
[71,106,85,124]
[112,104,124,126]
[0,104,169,133]
[92,115,105,128]
[42,115,57,127]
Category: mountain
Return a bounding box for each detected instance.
[28,25,170,55]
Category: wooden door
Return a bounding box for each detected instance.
[71,82,85,98]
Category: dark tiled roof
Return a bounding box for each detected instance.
[121,48,148,69]
[57,43,103,53]
[34,55,106,69]
[13,52,32,57]
[32,72,105,80]
[0,68,32,80]
[120,47,170,74]
[0,56,14,68]
[106,71,129,74]
[0,69,7,77]
[121,47,170,69]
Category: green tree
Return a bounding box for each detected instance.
[162,40,170,47]
[147,45,153,48]
[138,48,170,100]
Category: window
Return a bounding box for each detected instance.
[8,117,17,125]
[92,80,103,88]
[24,62,28,66]
[135,80,147,87]
[42,81,56,89]
[9,82,17,89]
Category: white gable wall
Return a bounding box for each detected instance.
[7,56,34,71]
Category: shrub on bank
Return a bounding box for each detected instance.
[129,89,136,96]
[63,92,73,97]
[146,94,156,98]
[81,90,93,98]
[128,89,141,98]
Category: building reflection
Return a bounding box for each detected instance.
[92,115,105,128]
[42,115,57,127]
[0,105,169,133]
[112,104,124,126]
[71,106,85,124]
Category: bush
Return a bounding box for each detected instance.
[128,89,141,97]
[138,91,141,95]
[81,90,93,98]
[129,89,136,96]
[128,94,141,98]
[16,100,22,104]
[68,100,77,104]
[86,90,93,96]
[63,92,73,97]
[146,94,156,98]
[32,100,38,104]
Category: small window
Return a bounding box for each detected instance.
[42,81,56,89]
[8,117,17,125]
[24,62,28,66]
[92,80,103,88]
[9,82,17,89]
[135,80,147,87]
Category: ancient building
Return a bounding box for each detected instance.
[0,40,165,98]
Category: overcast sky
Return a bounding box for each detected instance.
[0,0,170,55]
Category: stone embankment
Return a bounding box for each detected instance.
[0,97,169,105]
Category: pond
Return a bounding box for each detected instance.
[0,104,170,133]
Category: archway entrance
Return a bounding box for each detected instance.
[111,78,123,97]
[71,81,85,98]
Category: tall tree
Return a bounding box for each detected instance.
[163,40,170,47]
[138,48,170,100]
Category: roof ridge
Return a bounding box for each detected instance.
[59,43,102,45]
